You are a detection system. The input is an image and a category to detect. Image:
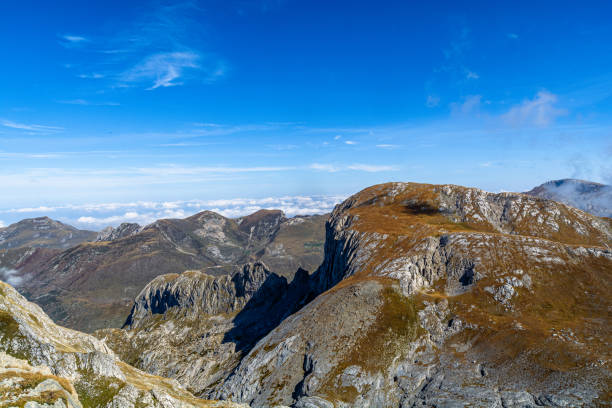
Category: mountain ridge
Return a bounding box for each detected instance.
[96,182,611,407]
[11,209,327,332]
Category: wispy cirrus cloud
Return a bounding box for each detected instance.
[502,90,567,127]
[62,35,87,43]
[0,119,63,134]
[61,2,227,91]
[60,34,89,47]
[0,165,299,194]
[310,163,339,172]
[347,164,397,172]
[0,152,64,159]
[77,73,105,79]
[120,51,224,90]
[451,94,482,115]
[310,163,398,173]
[58,99,120,106]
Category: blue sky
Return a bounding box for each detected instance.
[1,0,611,228]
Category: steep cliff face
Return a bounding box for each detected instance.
[236,210,286,246]
[98,262,311,397]
[123,262,289,328]
[95,223,142,242]
[0,280,246,407]
[214,182,611,407]
[14,210,325,332]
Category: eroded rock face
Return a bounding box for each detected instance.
[99,262,312,396]
[214,182,611,407]
[0,281,246,407]
[124,262,288,328]
[95,223,142,242]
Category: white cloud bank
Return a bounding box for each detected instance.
[0,268,25,287]
[2,195,347,229]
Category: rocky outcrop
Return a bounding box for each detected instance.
[95,223,142,242]
[237,210,286,246]
[213,182,611,406]
[0,280,246,407]
[526,178,612,218]
[124,262,288,328]
[0,217,96,250]
[99,262,312,396]
[0,351,82,408]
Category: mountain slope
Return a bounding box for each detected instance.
[97,261,311,397]
[116,182,611,407]
[526,178,612,218]
[211,182,611,406]
[0,280,245,407]
[0,217,96,250]
[14,210,325,332]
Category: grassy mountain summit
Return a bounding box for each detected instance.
[0,217,96,250]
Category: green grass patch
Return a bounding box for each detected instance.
[320,283,424,404]
[74,373,125,408]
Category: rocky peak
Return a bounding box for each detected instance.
[526,178,612,218]
[124,261,287,330]
[102,262,311,396]
[187,210,228,225]
[236,209,286,244]
[95,222,142,242]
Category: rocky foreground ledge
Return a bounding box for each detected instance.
[0,280,247,407]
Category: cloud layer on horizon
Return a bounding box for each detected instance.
[0,195,347,230]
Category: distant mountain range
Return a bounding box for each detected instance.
[2,209,326,332]
[526,178,611,218]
